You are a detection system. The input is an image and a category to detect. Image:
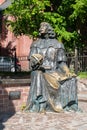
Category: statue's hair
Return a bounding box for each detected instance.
[39,22,56,38]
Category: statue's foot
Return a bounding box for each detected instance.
[70,104,78,111]
[77,107,83,113]
[39,102,46,113]
[39,109,46,114]
[64,104,81,112]
[64,106,70,111]
[53,103,64,113]
[29,104,40,112]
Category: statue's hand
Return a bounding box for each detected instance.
[65,72,76,78]
[42,66,51,70]
[62,65,76,78]
[39,66,45,72]
[30,53,43,70]
[39,65,51,72]
[65,72,72,78]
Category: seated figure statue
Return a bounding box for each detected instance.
[25,22,78,112]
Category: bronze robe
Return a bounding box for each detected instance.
[26,38,78,112]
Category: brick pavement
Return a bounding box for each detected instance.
[0,78,87,130]
[0,100,87,130]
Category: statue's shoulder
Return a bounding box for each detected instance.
[52,39,64,49]
[31,38,64,49]
[57,42,64,49]
[31,39,41,48]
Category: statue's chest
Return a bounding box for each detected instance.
[37,46,57,61]
[36,39,58,60]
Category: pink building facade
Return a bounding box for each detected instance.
[0,14,33,71]
[0,0,6,5]
[0,0,33,70]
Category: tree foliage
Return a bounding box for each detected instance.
[4,0,87,52]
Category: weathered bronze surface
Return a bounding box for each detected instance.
[9,91,21,100]
[26,22,78,112]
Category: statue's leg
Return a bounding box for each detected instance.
[26,70,47,112]
[61,77,78,111]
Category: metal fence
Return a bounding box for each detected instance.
[0,55,86,73]
[18,56,29,72]
[67,55,87,73]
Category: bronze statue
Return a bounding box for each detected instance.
[25,22,78,112]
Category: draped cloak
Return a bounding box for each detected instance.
[26,38,78,112]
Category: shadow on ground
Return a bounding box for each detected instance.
[0,80,16,130]
[0,112,15,130]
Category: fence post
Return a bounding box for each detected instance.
[14,47,17,73]
[75,47,78,74]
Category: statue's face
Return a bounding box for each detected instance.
[39,23,48,34]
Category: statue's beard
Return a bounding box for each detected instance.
[39,32,48,39]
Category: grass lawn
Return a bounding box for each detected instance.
[78,72,87,78]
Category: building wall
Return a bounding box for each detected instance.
[0,79,30,113]
[3,16,32,56]
[0,0,6,5]
[0,15,33,70]
[1,30,32,57]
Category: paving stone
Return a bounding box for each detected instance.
[0,78,87,130]
[0,107,87,130]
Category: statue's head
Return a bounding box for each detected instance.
[39,22,56,38]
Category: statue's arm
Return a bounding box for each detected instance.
[57,48,76,77]
[28,45,37,70]
[57,45,72,76]
[28,46,37,60]
[58,61,70,75]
